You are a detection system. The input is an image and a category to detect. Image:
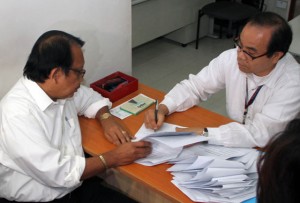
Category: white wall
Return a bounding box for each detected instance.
[265,0,290,19]
[132,0,213,47]
[0,0,131,98]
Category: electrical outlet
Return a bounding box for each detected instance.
[276,0,288,9]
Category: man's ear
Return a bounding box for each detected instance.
[49,67,63,80]
[272,51,284,63]
[49,67,61,83]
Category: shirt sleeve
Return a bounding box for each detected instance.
[208,79,300,148]
[73,85,112,118]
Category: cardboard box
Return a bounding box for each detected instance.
[90,71,138,102]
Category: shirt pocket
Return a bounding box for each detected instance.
[64,117,83,155]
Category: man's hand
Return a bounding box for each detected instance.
[81,141,152,180]
[101,117,132,145]
[96,107,132,145]
[144,104,169,130]
[104,141,152,167]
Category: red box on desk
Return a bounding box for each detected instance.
[90,71,138,102]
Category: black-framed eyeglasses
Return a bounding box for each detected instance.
[233,38,269,61]
[69,68,86,77]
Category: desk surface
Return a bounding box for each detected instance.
[80,83,232,203]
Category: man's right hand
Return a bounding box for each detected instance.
[81,141,152,180]
[104,141,152,168]
[144,104,169,130]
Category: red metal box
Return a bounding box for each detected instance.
[90,71,138,102]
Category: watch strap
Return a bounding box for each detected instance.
[203,128,209,137]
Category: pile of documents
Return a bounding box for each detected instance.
[168,144,259,203]
[134,123,208,166]
[134,123,260,203]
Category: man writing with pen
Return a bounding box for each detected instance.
[144,12,300,148]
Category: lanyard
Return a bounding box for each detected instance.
[243,78,263,124]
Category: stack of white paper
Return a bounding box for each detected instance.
[133,123,259,202]
[133,123,209,166]
[168,144,260,203]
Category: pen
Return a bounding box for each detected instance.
[65,116,71,127]
[155,99,158,124]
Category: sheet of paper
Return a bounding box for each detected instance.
[133,123,259,202]
[134,123,209,148]
[168,145,259,203]
[210,175,248,185]
[135,141,182,166]
[110,104,131,119]
[150,134,208,148]
[168,156,245,172]
[168,150,196,163]
[134,123,207,166]
[186,143,256,159]
[135,131,195,142]
[172,180,256,203]
[135,122,181,140]
[191,168,247,182]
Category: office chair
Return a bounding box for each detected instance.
[195,0,264,49]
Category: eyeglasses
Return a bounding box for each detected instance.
[69,68,86,78]
[233,38,269,61]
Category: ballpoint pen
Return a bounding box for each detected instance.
[155,99,158,124]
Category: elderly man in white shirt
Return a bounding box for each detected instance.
[0,30,151,202]
[144,12,300,148]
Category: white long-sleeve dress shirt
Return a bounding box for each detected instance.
[0,77,111,202]
[161,49,300,148]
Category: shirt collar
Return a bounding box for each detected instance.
[23,77,65,111]
[246,54,289,89]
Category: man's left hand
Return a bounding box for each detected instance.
[101,117,132,145]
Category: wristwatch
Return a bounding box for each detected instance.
[202,128,209,137]
[100,112,112,120]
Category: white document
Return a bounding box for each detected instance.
[134,122,180,140]
[110,104,131,119]
[134,123,209,148]
[135,141,182,166]
[168,156,245,172]
[135,131,195,142]
[167,143,259,203]
[187,143,255,159]
[168,150,197,163]
[134,123,208,166]
[172,180,256,203]
[190,168,247,182]
[133,123,259,202]
[197,174,249,188]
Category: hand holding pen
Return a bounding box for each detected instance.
[144,101,169,130]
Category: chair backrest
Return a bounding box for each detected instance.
[241,0,265,11]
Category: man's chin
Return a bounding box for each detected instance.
[238,65,250,74]
[67,87,80,98]
[66,93,75,99]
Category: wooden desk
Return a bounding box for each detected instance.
[80,84,232,203]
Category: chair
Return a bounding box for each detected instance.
[195,0,264,49]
